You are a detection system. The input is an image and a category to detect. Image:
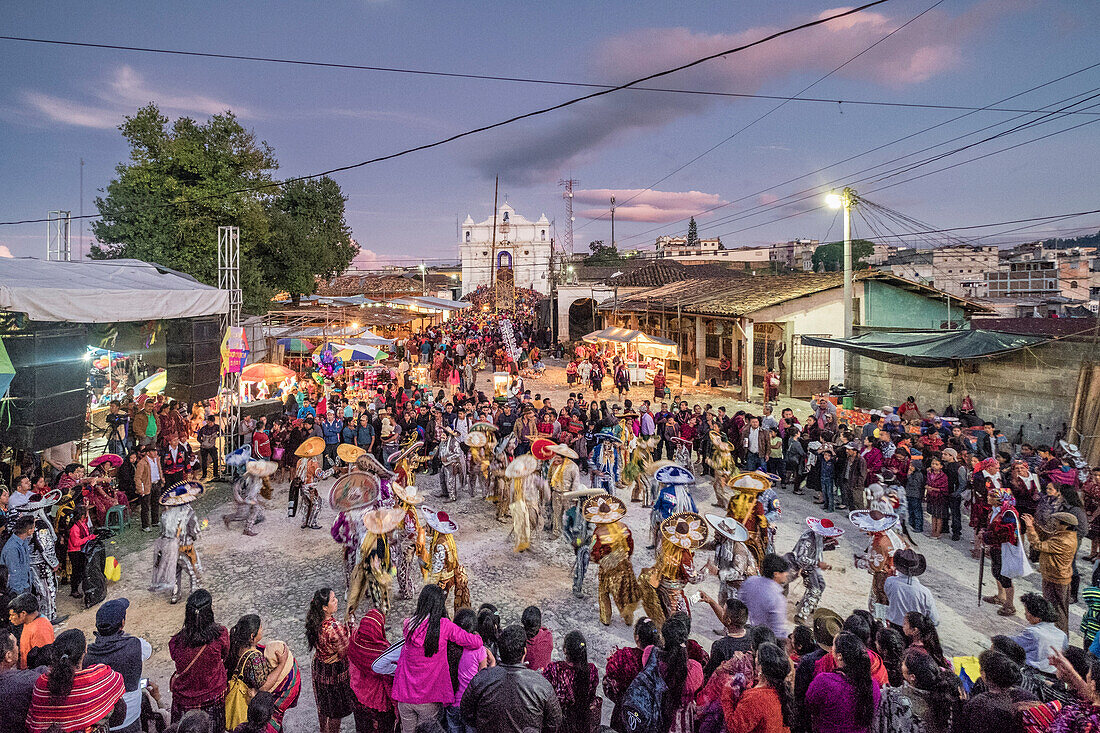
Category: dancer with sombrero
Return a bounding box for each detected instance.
[437,427,468,502]
[330,469,384,596]
[546,441,582,538]
[224,460,277,536]
[562,488,604,598]
[14,490,63,622]
[421,508,470,615]
[347,506,404,618]
[590,428,623,495]
[464,430,491,500]
[706,430,737,508]
[642,512,709,626]
[150,480,205,604]
[585,495,642,626]
[704,513,757,606]
[506,454,547,553]
[490,431,518,522]
[393,483,429,600]
[388,437,426,489]
[726,471,782,566]
[624,434,657,505]
[785,517,844,623]
[649,463,698,549]
[293,436,332,530]
[337,443,366,476]
[670,436,692,469]
[850,509,908,617]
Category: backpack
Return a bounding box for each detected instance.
[612,650,667,733]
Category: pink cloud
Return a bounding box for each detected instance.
[0,245,13,258]
[350,245,380,269]
[574,188,727,223]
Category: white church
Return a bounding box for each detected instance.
[459,203,552,296]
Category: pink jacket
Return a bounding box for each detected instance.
[392,616,483,705]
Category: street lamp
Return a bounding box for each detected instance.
[826,188,856,338]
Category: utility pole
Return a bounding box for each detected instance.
[827,188,857,338]
[610,196,616,252]
[558,178,577,257]
[489,176,499,313]
[79,158,84,260]
[419,262,427,295]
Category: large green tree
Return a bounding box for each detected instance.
[686,216,699,249]
[811,239,875,272]
[261,177,357,301]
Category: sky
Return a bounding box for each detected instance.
[1,0,1098,269]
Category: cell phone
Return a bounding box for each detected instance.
[139,678,148,689]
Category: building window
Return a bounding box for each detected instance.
[497,251,512,269]
[540,229,546,241]
[465,231,471,243]
[503,211,510,222]
[524,250,529,255]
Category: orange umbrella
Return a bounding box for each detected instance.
[241,363,296,383]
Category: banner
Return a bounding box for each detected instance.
[499,319,521,364]
[221,326,249,375]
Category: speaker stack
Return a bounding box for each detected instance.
[0,316,87,451]
[164,317,222,404]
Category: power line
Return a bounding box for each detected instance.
[0,0,896,227]
[5,32,1098,118]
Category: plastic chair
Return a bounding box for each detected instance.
[104,505,129,534]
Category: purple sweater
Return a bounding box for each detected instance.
[805,671,880,733]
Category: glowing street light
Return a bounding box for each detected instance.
[825,188,857,338]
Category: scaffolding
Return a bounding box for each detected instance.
[47,210,72,261]
[218,226,242,454]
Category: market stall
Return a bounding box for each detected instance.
[582,327,679,384]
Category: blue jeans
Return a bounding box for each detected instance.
[907,496,924,532]
[744,453,766,472]
[822,477,836,511]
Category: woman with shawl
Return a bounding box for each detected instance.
[348,609,396,733]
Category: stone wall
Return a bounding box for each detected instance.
[848,338,1092,445]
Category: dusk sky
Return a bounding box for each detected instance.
[1,0,1097,267]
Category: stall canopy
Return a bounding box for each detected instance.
[799,329,1052,368]
[387,296,471,312]
[583,327,679,359]
[0,258,229,323]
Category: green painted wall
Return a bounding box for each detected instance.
[862,280,966,329]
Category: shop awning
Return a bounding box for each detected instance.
[583,327,679,359]
[799,329,1052,368]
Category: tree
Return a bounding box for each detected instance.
[811,239,875,272]
[260,178,357,302]
[686,216,699,249]
[585,239,622,265]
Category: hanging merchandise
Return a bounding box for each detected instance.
[499,318,521,364]
[220,326,249,375]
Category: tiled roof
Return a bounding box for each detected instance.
[318,275,421,297]
[605,260,740,288]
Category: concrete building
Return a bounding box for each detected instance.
[459,203,552,296]
[769,239,819,272]
[655,234,722,255]
[885,244,998,297]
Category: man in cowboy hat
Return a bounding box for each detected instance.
[589,428,622,495]
[585,495,642,626]
[883,549,938,631]
[562,488,603,598]
[704,514,757,606]
[546,443,583,538]
[785,517,844,623]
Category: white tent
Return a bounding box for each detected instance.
[0,258,229,323]
[582,327,679,359]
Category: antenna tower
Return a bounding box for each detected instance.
[47,210,72,261]
[559,178,577,257]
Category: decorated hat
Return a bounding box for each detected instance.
[669,436,692,445]
[388,440,424,466]
[89,454,123,469]
[806,516,844,538]
[547,443,579,460]
[295,436,325,458]
[423,508,459,535]
[160,480,204,506]
[393,483,424,505]
[363,506,406,535]
[531,437,556,462]
[710,431,734,452]
[582,495,628,524]
[894,549,927,577]
[16,489,62,513]
[245,460,278,478]
[225,444,254,466]
[848,509,899,533]
[660,512,708,550]
[329,471,382,512]
[593,428,622,444]
[875,468,897,485]
[505,453,538,478]
[654,464,695,485]
[705,513,749,542]
[619,411,639,420]
[564,487,604,502]
[730,471,775,494]
[976,457,1000,474]
[472,421,498,433]
[464,431,488,448]
[646,459,678,477]
[1059,439,1082,458]
[337,443,366,464]
[356,453,396,479]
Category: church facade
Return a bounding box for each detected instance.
[459,203,552,296]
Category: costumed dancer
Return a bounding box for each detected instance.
[223,460,276,536]
[293,436,332,530]
[329,466,384,594]
[490,432,518,522]
[670,436,693,469]
[867,469,916,544]
[625,435,657,505]
[850,509,907,618]
[421,508,470,615]
[506,454,547,553]
[393,483,429,600]
[347,507,404,618]
[590,428,623,494]
[585,495,642,626]
[388,438,426,490]
[785,517,844,623]
[545,441,582,538]
[615,411,638,490]
[726,471,782,566]
[150,481,205,604]
[562,488,603,598]
[641,512,709,627]
[980,486,1029,617]
[464,431,491,500]
[437,428,468,502]
[707,431,737,509]
[649,463,698,549]
[703,513,757,605]
[16,491,63,622]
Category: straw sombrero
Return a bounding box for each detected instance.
[660,512,708,550]
[531,437,556,462]
[583,495,628,524]
[17,489,62,513]
[548,443,579,460]
[245,460,278,478]
[464,432,488,448]
[806,516,844,538]
[393,483,424,505]
[505,453,538,478]
[388,440,424,466]
[705,513,749,542]
[848,509,899,533]
[654,464,695,485]
[564,487,603,502]
[423,508,459,535]
[363,507,405,535]
[329,471,382,512]
[730,471,775,494]
[472,421,498,433]
[356,453,396,479]
[160,481,204,506]
[337,443,366,464]
[295,436,325,458]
